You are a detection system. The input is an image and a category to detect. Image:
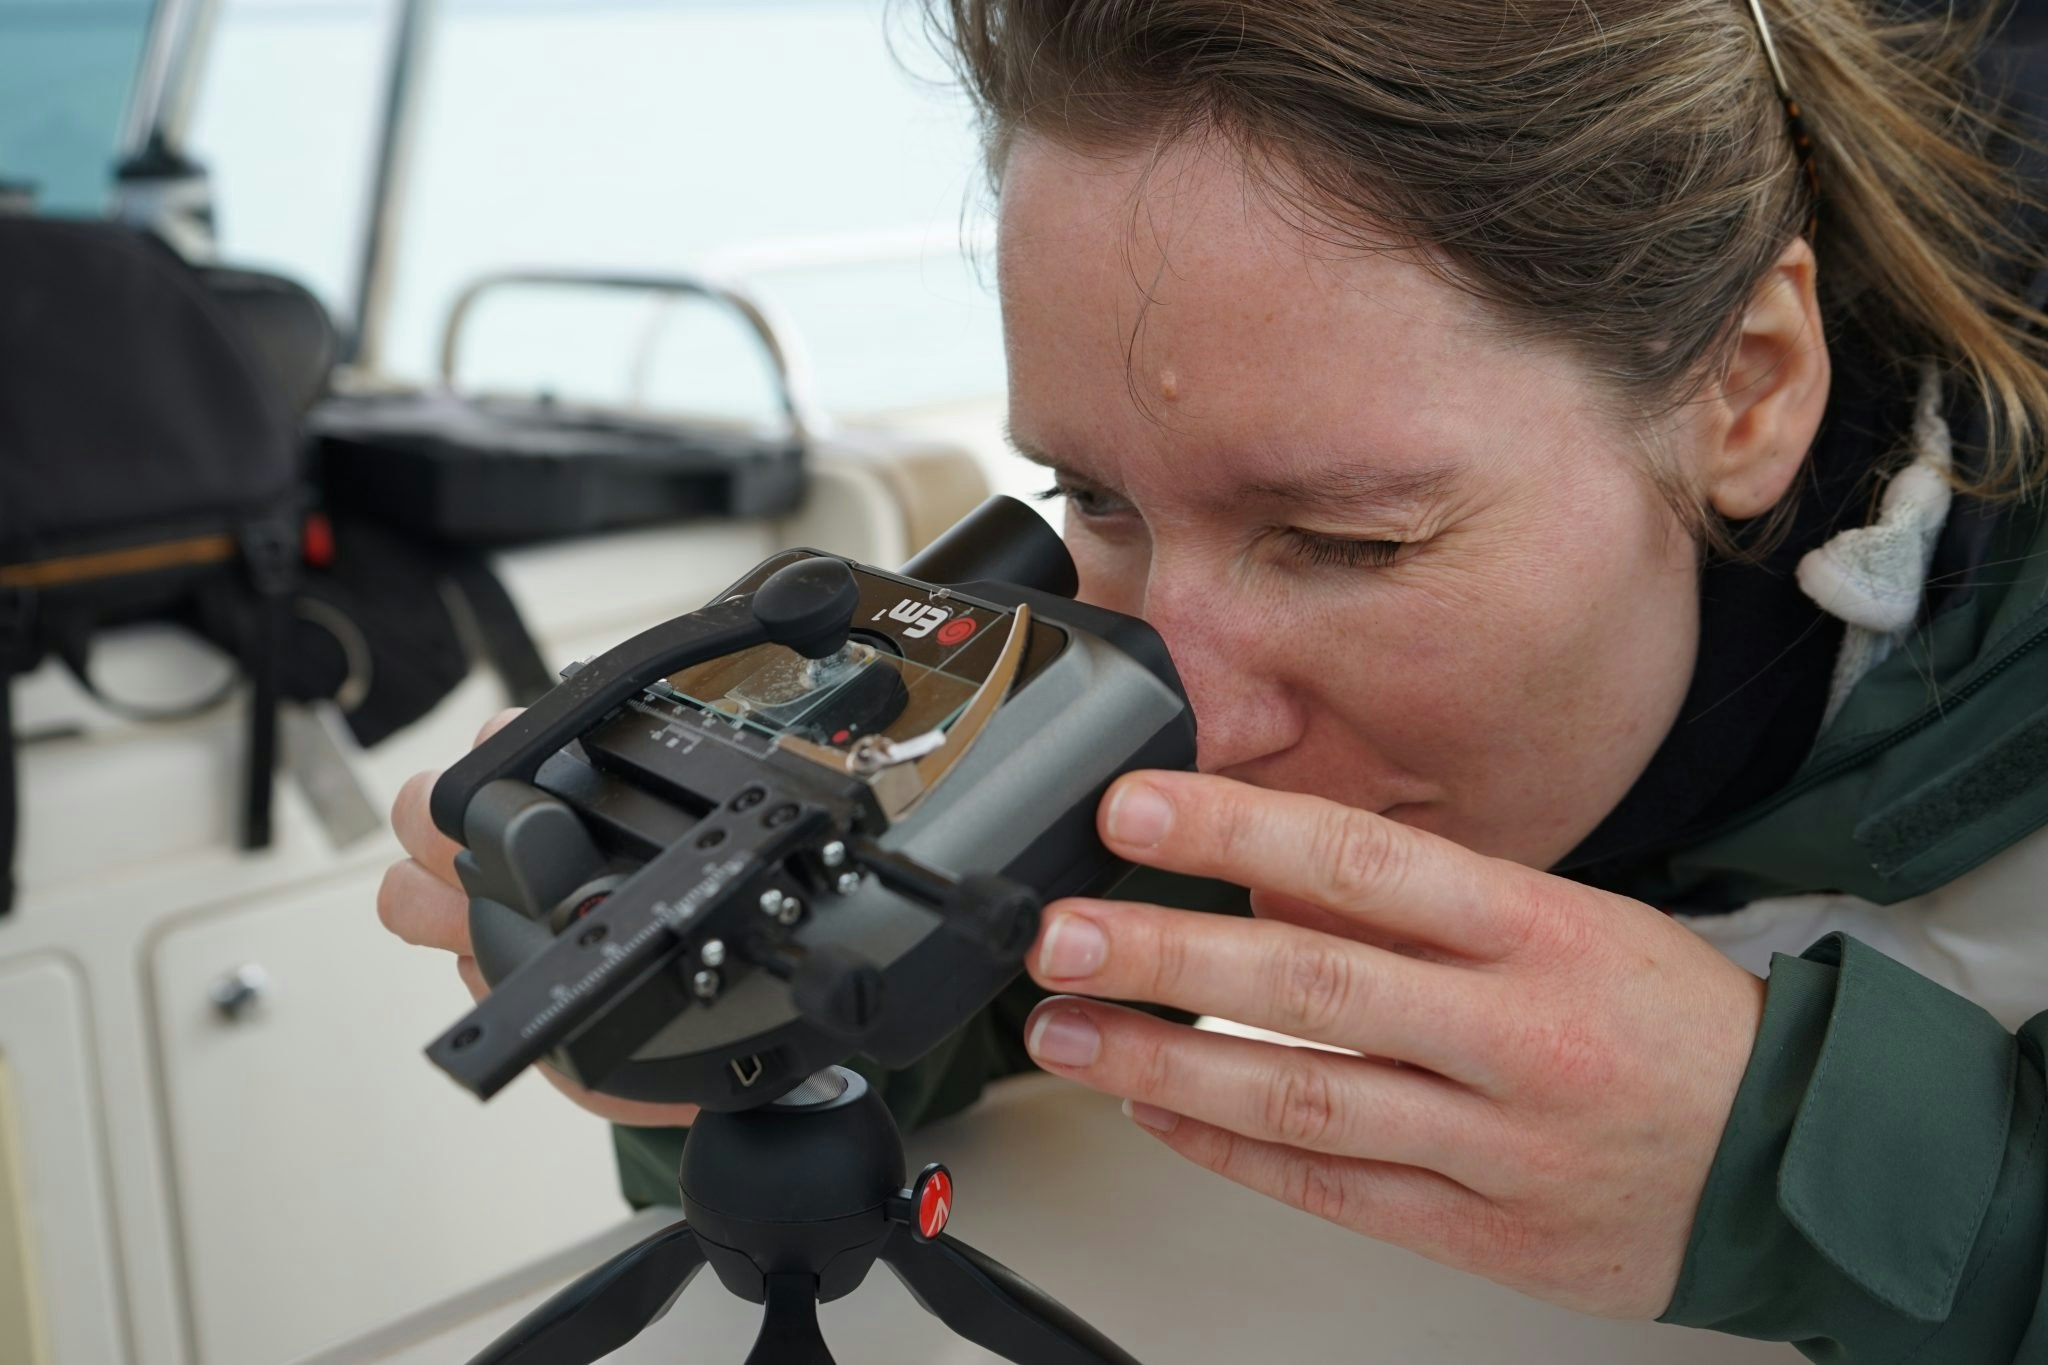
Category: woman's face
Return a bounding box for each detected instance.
[998,135,1703,868]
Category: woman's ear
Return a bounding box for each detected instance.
[1697,236,1831,521]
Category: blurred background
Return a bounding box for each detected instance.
[1,0,1032,456]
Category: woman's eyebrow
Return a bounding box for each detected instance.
[1005,431,1056,467]
[1237,462,1459,517]
[1006,423,1456,516]
[1004,427,1100,483]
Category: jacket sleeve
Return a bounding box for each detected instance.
[611,867,1252,1209]
[1661,933,2048,1362]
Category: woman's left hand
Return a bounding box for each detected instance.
[1022,770,1767,1319]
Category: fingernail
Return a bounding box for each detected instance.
[1107,782,1173,848]
[1122,1097,1180,1134]
[1027,1009,1101,1068]
[1038,913,1107,979]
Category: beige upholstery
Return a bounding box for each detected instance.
[0,1058,48,1365]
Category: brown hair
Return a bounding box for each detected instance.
[919,0,2048,527]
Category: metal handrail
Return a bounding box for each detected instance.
[120,0,223,158]
[347,0,439,366]
[436,268,829,448]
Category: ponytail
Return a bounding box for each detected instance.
[1774,0,2048,496]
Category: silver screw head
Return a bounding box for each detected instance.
[699,938,727,968]
[691,969,722,1000]
[820,841,847,869]
[835,871,863,897]
[758,888,786,916]
[776,897,805,926]
[209,964,270,1021]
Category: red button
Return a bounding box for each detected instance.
[302,512,336,568]
[916,1167,953,1240]
[935,617,977,646]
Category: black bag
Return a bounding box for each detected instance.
[276,508,556,749]
[0,218,306,916]
[308,268,814,547]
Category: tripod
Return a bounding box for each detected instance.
[470,1067,1144,1364]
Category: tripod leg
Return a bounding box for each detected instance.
[881,1228,1144,1365]
[470,1219,707,1365]
[743,1273,838,1365]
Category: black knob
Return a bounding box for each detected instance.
[944,874,1042,961]
[791,946,887,1037]
[752,557,860,659]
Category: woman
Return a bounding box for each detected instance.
[380,0,2048,1358]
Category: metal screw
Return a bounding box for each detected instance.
[700,938,727,968]
[820,841,847,869]
[691,969,722,1000]
[835,871,863,897]
[759,888,786,916]
[209,964,271,1022]
[776,897,805,926]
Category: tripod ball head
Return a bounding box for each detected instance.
[681,1068,903,1304]
[470,1060,1147,1364]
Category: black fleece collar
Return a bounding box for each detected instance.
[1556,322,1906,892]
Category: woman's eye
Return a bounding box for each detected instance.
[1284,532,1406,570]
[1033,481,1130,520]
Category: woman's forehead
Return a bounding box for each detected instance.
[997,135,1583,494]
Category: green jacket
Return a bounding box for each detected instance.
[1661,934,2048,1360]
[1645,471,2048,1362]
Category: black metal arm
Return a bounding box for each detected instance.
[470,1220,707,1365]
[883,1226,1145,1365]
[431,556,859,841]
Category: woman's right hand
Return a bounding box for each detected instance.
[378,708,700,1129]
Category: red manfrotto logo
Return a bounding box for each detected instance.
[917,1167,953,1240]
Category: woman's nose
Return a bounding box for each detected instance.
[1141,574,1302,774]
